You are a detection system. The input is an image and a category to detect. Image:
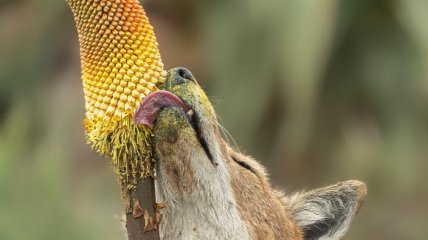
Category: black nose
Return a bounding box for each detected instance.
[166,67,196,86]
[176,67,194,81]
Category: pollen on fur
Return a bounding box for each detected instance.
[66,0,166,189]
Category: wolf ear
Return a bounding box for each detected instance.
[287,180,367,240]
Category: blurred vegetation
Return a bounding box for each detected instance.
[1,0,427,239]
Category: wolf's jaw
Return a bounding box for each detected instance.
[154,140,250,240]
[155,112,249,240]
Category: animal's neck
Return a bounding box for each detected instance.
[155,178,250,240]
[154,131,250,240]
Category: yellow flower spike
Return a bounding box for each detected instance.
[66,0,166,190]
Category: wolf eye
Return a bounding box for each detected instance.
[232,156,256,175]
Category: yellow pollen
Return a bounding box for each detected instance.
[66,0,167,189]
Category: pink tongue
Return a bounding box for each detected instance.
[134,90,190,129]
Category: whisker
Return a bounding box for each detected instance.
[217,121,240,152]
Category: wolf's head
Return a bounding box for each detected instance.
[135,68,366,240]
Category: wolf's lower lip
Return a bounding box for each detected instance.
[134,90,190,128]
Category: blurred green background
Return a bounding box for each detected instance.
[1,0,427,239]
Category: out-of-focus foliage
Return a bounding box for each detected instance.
[0,0,427,239]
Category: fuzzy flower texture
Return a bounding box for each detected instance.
[66,0,166,189]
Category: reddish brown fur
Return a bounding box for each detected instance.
[218,139,304,240]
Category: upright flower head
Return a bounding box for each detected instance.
[67,0,166,189]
